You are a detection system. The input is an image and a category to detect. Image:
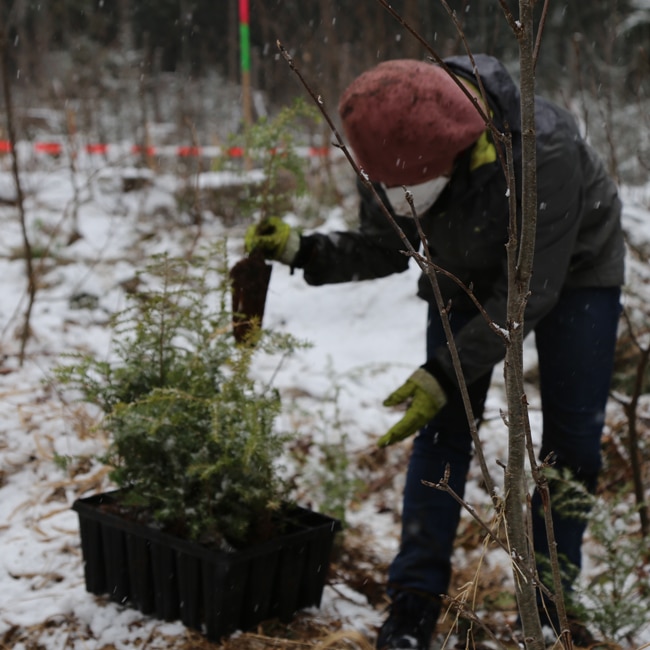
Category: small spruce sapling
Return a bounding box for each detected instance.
[236,97,318,222]
[582,493,650,644]
[536,467,650,644]
[55,246,303,548]
[230,99,320,343]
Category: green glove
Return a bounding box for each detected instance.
[244,216,301,265]
[378,368,447,447]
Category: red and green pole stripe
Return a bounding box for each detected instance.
[239,0,253,129]
[239,0,251,77]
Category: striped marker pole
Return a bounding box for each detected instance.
[239,0,252,129]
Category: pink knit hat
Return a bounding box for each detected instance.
[338,60,485,186]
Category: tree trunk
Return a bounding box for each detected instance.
[0,17,35,365]
[503,2,544,648]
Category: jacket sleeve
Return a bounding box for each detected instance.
[427,125,586,389]
[292,180,421,285]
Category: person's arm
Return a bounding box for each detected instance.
[294,180,421,286]
[245,179,421,285]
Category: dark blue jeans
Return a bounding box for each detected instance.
[388,286,622,599]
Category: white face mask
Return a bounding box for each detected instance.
[382,176,450,217]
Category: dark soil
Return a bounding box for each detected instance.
[230,250,273,344]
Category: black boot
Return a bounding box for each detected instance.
[376,591,441,650]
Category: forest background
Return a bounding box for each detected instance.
[2,0,649,185]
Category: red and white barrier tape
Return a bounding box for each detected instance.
[0,141,332,159]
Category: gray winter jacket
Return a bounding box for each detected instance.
[292,55,625,389]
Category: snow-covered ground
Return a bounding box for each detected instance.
[0,154,649,649]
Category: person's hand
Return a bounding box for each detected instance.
[378,368,447,447]
[244,217,301,265]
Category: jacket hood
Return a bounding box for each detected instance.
[444,54,522,134]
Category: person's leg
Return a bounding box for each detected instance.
[378,306,492,648]
[532,286,621,613]
[386,379,490,596]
